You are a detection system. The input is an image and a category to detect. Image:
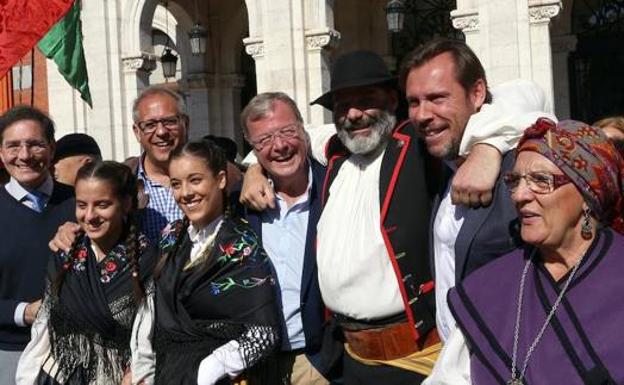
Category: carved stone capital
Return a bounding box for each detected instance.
[451,9,479,32]
[529,1,562,24]
[305,28,341,51]
[121,53,157,73]
[243,37,264,58]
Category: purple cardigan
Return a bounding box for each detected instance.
[448,229,624,385]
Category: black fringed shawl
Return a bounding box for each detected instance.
[42,233,157,385]
[153,217,281,385]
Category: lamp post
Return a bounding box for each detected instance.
[160,1,178,79]
[384,0,460,66]
[188,0,207,55]
[188,23,207,55]
[161,48,178,78]
[385,0,406,33]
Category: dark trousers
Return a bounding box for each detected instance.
[343,351,426,385]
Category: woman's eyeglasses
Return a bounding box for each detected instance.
[503,171,572,194]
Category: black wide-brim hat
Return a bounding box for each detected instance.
[311,50,396,110]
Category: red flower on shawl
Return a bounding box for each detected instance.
[75,248,88,262]
[220,242,236,256]
[104,261,117,272]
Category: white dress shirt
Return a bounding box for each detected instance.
[433,174,467,342]
[316,149,404,320]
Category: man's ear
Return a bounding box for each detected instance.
[469,78,488,110]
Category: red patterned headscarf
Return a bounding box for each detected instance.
[517,118,624,234]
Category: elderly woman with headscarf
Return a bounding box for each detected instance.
[424,118,624,385]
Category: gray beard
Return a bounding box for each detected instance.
[337,111,396,155]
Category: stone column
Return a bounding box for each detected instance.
[306,28,340,125]
[242,0,340,125]
[527,0,563,113]
[451,8,480,56]
[121,52,157,157]
[451,0,561,110]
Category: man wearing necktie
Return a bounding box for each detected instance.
[0,106,74,384]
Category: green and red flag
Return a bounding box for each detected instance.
[38,0,92,107]
[0,0,73,77]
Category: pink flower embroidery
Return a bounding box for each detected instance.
[105,261,117,272]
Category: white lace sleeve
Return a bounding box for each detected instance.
[197,323,279,385]
[423,326,472,385]
[130,292,156,385]
[15,297,51,385]
[459,79,557,157]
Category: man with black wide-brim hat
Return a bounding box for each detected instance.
[311,49,441,385]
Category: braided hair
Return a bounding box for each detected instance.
[153,139,230,279]
[53,161,145,301]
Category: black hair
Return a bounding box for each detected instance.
[202,134,239,163]
[53,161,145,302]
[153,139,230,279]
[0,105,55,144]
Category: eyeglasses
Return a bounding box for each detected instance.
[2,140,49,156]
[503,171,572,194]
[136,115,183,134]
[248,123,301,151]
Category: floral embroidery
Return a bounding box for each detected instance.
[216,226,261,265]
[58,233,150,284]
[209,276,272,295]
[208,222,272,296]
[159,221,184,253]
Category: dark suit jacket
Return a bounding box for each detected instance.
[430,151,521,283]
[242,159,326,363]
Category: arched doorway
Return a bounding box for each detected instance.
[569,0,624,123]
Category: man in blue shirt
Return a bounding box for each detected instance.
[240,92,330,385]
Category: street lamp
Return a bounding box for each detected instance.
[188,23,207,55]
[385,0,406,33]
[159,1,177,79]
[160,48,178,78]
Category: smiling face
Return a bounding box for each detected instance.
[245,100,308,184]
[406,52,486,160]
[133,93,188,170]
[333,86,397,155]
[511,151,586,251]
[0,119,54,189]
[75,178,130,252]
[169,154,226,229]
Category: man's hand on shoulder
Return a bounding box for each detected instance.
[451,144,502,208]
[239,163,275,211]
[48,222,81,253]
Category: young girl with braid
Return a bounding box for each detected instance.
[131,139,280,385]
[16,161,158,385]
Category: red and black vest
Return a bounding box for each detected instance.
[321,120,440,342]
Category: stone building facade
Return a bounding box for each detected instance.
[43,0,622,160]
